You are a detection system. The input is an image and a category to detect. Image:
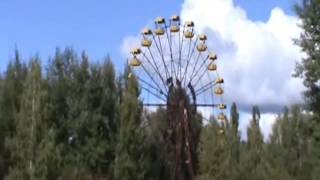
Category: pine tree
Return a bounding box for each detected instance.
[114,67,150,180]
[197,117,229,180]
[5,59,58,180]
[240,106,265,180]
[294,2,320,178]
[228,102,240,179]
[0,51,27,179]
[97,57,119,177]
[266,106,314,180]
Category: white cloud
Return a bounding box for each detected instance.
[238,112,277,141]
[120,0,305,138]
[180,0,304,113]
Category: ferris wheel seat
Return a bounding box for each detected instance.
[208,63,217,71]
[208,53,218,60]
[155,16,165,24]
[215,77,224,84]
[184,31,194,38]
[197,43,207,52]
[154,28,165,35]
[218,113,227,121]
[185,21,194,27]
[141,39,152,47]
[218,104,227,109]
[198,34,207,41]
[170,25,180,33]
[130,48,141,55]
[170,15,180,22]
[142,28,152,35]
[129,57,141,67]
[214,87,224,95]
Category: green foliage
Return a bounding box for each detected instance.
[294,0,320,115]
[0,45,319,180]
[5,59,58,180]
[0,51,27,179]
[197,118,229,180]
[265,106,314,180]
[114,68,151,180]
[295,1,320,179]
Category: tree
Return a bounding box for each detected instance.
[197,117,229,180]
[295,0,320,115]
[240,106,265,180]
[0,51,27,179]
[228,103,240,179]
[114,67,151,180]
[5,59,58,180]
[295,1,320,179]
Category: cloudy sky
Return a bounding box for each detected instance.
[0,0,303,139]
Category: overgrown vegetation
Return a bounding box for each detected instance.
[0,0,319,179]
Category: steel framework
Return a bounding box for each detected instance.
[128,15,227,180]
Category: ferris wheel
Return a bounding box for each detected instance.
[128,15,227,180]
[128,15,226,121]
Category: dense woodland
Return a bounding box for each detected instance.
[0,0,320,179]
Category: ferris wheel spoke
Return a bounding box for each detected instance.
[138,76,167,97]
[192,68,208,88]
[181,38,198,84]
[188,54,209,86]
[178,27,185,80]
[142,51,168,92]
[165,26,178,80]
[186,52,201,86]
[140,63,167,96]
[140,85,167,102]
[152,34,170,80]
[195,82,217,96]
[195,80,216,93]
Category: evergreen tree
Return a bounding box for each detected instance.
[240,106,265,180]
[294,0,320,115]
[5,59,58,180]
[266,106,314,180]
[46,48,78,178]
[97,57,119,178]
[294,1,320,178]
[228,102,240,179]
[0,51,27,179]
[114,68,150,180]
[197,117,229,180]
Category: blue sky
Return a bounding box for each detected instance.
[0,0,297,72]
[0,0,303,139]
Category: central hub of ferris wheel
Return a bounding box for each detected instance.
[128,15,227,180]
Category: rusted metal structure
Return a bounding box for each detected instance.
[128,15,226,180]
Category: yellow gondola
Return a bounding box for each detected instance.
[170,25,180,33]
[155,28,165,35]
[199,34,207,41]
[208,63,217,71]
[155,16,165,24]
[130,48,141,55]
[197,43,207,52]
[185,21,194,27]
[142,28,152,35]
[214,87,224,95]
[184,31,194,38]
[218,104,227,109]
[129,57,141,67]
[215,77,224,84]
[208,53,217,61]
[170,15,180,21]
[217,113,226,121]
[141,39,152,47]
